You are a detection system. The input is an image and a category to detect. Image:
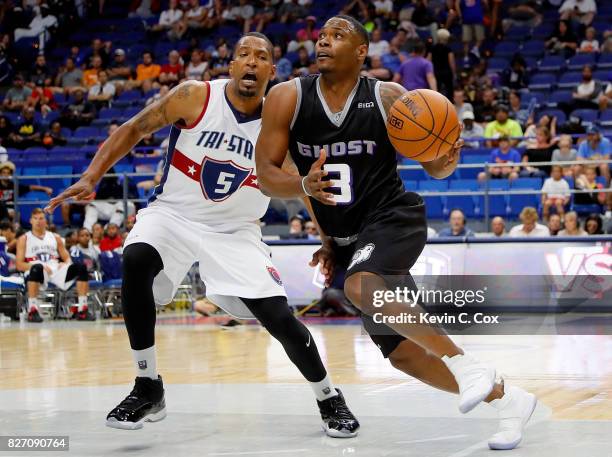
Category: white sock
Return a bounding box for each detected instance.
[28,297,38,312]
[77,295,88,312]
[132,346,158,380]
[310,374,337,401]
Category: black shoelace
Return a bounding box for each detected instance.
[325,396,354,421]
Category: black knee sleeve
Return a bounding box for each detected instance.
[66,263,89,282]
[27,264,45,283]
[122,243,164,350]
[241,296,327,382]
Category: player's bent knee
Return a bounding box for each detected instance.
[343,277,363,310]
[122,243,163,277]
[27,264,45,283]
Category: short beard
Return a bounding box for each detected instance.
[238,87,257,97]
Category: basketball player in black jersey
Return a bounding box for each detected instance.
[256,16,537,450]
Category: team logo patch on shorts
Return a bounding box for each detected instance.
[348,243,375,270]
[266,266,283,285]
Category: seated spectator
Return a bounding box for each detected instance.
[394,41,437,91]
[454,88,474,120]
[273,46,293,82]
[149,0,183,34]
[7,107,42,149]
[84,38,111,69]
[145,85,170,106]
[222,0,255,34]
[374,0,393,17]
[508,91,529,128]
[574,166,606,206]
[500,55,529,90]
[484,105,523,146]
[134,51,161,91]
[438,209,474,237]
[82,55,104,88]
[185,49,208,81]
[70,228,100,274]
[460,111,484,148]
[474,88,498,123]
[559,0,596,26]
[380,39,404,75]
[0,221,19,254]
[541,165,571,220]
[107,49,133,86]
[288,15,319,54]
[279,0,308,23]
[83,168,136,231]
[304,221,320,240]
[87,70,115,110]
[28,81,58,115]
[559,65,603,116]
[599,81,612,111]
[91,223,104,249]
[100,222,123,251]
[209,44,231,79]
[42,121,67,149]
[578,126,610,182]
[0,116,13,143]
[292,46,312,76]
[490,216,506,237]
[503,1,542,31]
[548,213,562,235]
[29,54,52,87]
[410,0,439,46]
[13,4,57,50]
[169,0,208,41]
[2,74,32,112]
[521,126,555,177]
[159,50,184,86]
[430,29,454,99]
[54,57,84,93]
[17,208,93,323]
[364,55,392,81]
[552,134,579,177]
[509,207,550,237]
[368,28,390,58]
[285,215,306,239]
[59,88,95,130]
[558,211,587,236]
[132,133,162,157]
[579,27,599,53]
[522,114,557,149]
[478,136,521,182]
[0,161,52,219]
[584,213,604,234]
[253,0,276,32]
[546,20,578,58]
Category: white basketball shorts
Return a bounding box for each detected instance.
[124,205,286,319]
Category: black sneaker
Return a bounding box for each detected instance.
[76,309,96,321]
[106,376,166,430]
[27,309,43,323]
[317,388,360,438]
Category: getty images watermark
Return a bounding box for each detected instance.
[371,286,501,326]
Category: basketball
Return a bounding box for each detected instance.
[386,89,460,162]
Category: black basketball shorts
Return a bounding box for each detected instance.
[333,191,428,358]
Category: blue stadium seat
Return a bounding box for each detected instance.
[449,179,478,190]
[418,180,448,191]
[117,90,142,101]
[512,177,543,189]
[528,73,556,90]
[42,165,73,194]
[570,109,598,124]
[403,180,418,191]
[506,26,532,41]
[123,107,141,118]
[557,72,583,89]
[445,193,477,218]
[598,53,612,69]
[508,194,540,216]
[487,58,508,72]
[548,90,573,106]
[74,126,100,138]
[532,22,555,40]
[480,180,510,190]
[399,168,428,181]
[21,167,46,186]
[594,69,611,82]
[599,110,612,127]
[567,53,596,70]
[423,196,444,219]
[572,203,602,215]
[521,40,545,57]
[538,109,566,125]
[476,195,508,217]
[539,55,566,71]
[99,108,122,119]
[113,164,134,174]
[494,42,520,57]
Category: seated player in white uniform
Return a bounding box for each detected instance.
[16,208,93,322]
[46,33,359,436]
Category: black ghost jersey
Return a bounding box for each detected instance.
[288,75,404,238]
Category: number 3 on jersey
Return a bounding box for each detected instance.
[324,164,352,204]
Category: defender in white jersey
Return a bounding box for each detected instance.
[16,208,93,322]
[46,33,359,437]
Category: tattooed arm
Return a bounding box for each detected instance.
[379,82,463,179]
[46,81,207,211]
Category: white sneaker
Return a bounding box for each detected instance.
[488,386,537,450]
[442,353,496,413]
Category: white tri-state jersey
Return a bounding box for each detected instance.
[25,231,59,264]
[148,79,269,225]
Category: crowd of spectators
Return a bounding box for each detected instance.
[0,0,611,239]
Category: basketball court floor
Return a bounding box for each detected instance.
[1,316,611,457]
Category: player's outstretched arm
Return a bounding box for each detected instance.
[256,82,336,205]
[45,81,207,212]
[379,82,463,179]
